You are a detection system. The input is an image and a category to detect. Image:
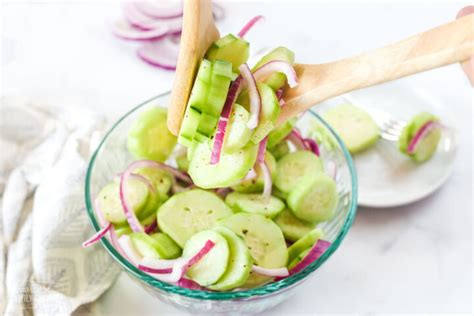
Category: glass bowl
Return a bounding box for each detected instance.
[85,92,358,314]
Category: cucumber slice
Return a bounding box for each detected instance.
[274,208,316,242]
[272,187,288,201]
[252,47,295,90]
[250,83,280,144]
[288,247,311,270]
[202,61,233,118]
[288,174,338,223]
[269,140,290,160]
[225,192,285,218]
[206,34,250,73]
[287,228,325,264]
[150,233,182,259]
[114,224,132,237]
[197,113,219,136]
[208,227,253,291]
[219,213,288,268]
[267,117,297,148]
[128,107,177,161]
[137,189,161,221]
[176,152,189,172]
[224,104,252,153]
[157,189,233,247]
[135,167,172,198]
[323,104,380,154]
[398,112,441,162]
[188,140,258,189]
[231,152,276,193]
[274,151,324,194]
[183,230,230,286]
[130,232,181,259]
[187,59,213,108]
[99,180,149,225]
[178,107,201,147]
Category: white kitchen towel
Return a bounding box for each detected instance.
[0,96,121,315]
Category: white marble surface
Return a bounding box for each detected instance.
[2,1,473,314]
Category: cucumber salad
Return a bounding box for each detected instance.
[84,17,337,291]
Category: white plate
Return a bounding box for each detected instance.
[314,81,458,208]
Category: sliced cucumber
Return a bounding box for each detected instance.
[129,232,181,259]
[208,227,253,291]
[137,189,161,221]
[323,104,380,154]
[219,213,288,268]
[252,47,295,90]
[287,228,325,264]
[98,180,149,225]
[197,113,219,137]
[250,83,280,144]
[135,167,172,198]
[274,151,324,194]
[157,189,233,247]
[114,224,132,237]
[272,187,288,201]
[267,117,297,148]
[398,112,441,162]
[128,107,177,161]
[176,151,189,172]
[202,61,233,118]
[188,140,258,189]
[269,140,290,160]
[288,174,338,223]
[231,152,276,193]
[288,247,311,270]
[274,208,316,242]
[150,233,182,259]
[206,34,250,73]
[225,192,285,218]
[178,107,201,147]
[183,230,230,286]
[223,104,252,153]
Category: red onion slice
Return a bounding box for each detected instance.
[144,219,158,234]
[304,138,320,156]
[260,162,272,200]
[238,15,265,38]
[275,88,284,101]
[215,187,232,198]
[134,1,184,19]
[253,60,298,88]
[287,130,308,150]
[210,76,243,164]
[137,36,179,70]
[111,19,169,41]
[251,265,289,277]
[407,121,441,154]
[243,168,257,181]
[109,226,126,258]
[212,3,225,21]
[82,223,112,247]
[240,64,261,130]
[177,278,206,290]
[123,3,183,33]
[94,198,109,228]
[257,136,268,164]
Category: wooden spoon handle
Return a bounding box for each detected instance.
[279,14,474,125]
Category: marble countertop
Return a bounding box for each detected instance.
[2,1,472,314]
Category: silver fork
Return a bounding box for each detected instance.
[379,117,407,142]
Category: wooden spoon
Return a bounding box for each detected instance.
[167,0,219,136]
[278,14,474,125]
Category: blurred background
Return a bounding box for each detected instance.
[1,1,472,315]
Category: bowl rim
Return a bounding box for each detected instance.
[85,92,358,300]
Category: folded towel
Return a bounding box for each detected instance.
[0,96,120,315]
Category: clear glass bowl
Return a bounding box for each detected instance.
[85,92,358,314]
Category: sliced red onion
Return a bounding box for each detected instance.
[111,19,169,41]
[238,15,265,38]
[144,219,158,234]
[407,121,441,154]
[304,138,320,156]
[138,265,173,274]
[257,136,268,164]
[129,173,155,192]
[94,198,109,228]
[260,162,272,200]
[240,64,261,130]
[123,3,183,33]
[210,76,243,164]
[137,36,179,71]
[216,187,232,198]
[134,1,184,19]
[120,174,145,233]
[286,130,308,150]
[177,278,206,290]
[243,168,257,181]
[251,265,289,277]
[82,223,112,247]
[128,160,192,184]
[212,3,225,21]
[109,226,126,258]
[118,235,144,265]
[140,256,182,270]
[253,60,298,88]
[275,88,284,101]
